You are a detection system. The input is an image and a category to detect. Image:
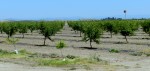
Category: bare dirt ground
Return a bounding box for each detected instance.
[0,24,150,71]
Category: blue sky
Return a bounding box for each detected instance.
[0,0,150,20]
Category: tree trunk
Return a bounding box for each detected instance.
[8,35,10,38]
[44,37,46,45]
[75,31,76,34]
[90,40,92,48]
[22,33,24,38]
[31,31,33,35]
[60,49,63,58]
[125,36,128,43]
[110,32,112,38]
[48,37,52,41]
[8,31,10,38]
[80,31,81,37]
[48,37,54,42]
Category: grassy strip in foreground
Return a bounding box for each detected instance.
[0,49,109,67]
[130,49,150,57]
[28,53,109,67]
[34,58,107,67]
[0,49,30,58]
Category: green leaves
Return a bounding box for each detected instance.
[17,22,28,38]
[56,40,67,59]
[38,21,64,45]
[6,38,19,45]
[68,21,84,36]
[141,20,150,36]
[0,22,4,34]
[0,21,64,46]
[82,22,103,48]
[104,21,119,38]
[68,20,141,45]
[119,20,139,43]
[3,22,18,38]
[5,38,19,54]
[83,24,101,40]
[56,40,66,49]
[27,22,36,34]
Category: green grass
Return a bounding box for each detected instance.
[36,58,76,67]
[130,52,143,56]
[34,56,109,67]
[0,49,109,67]
[34,57,108,67]
[109,49,120,53]
[141,49,150,57]
[0,49,30,58]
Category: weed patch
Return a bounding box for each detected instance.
[109,49,120,53]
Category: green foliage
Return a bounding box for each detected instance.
[0,21,64,43]
[6,38,19,52]
[19,49,31,55]
[0,49,28,58]
[83,23,103,48]
[66,55,77,59]
[0,49,106,67]
[56,40,66,49]
[88,53,108,65]
[89,53,102,62]
[0,49,15,55]
[109,49,120,53]
[36,58,75,67]
[3,22,18,38]
[146,54,150,56]
[0,22,4,34]
[35,57,101,67]
[119,21,134,35]
[6,38,19,45]
[119,21,138,43]
[130,52,143,56]
[0,49,16,58]
[49,53,59,58]
[17,22,28,38]
[6,38,19,54]
[129,21,139,31]
[141,20,150,36]
[56,40,66,58]
[104,21,119,38]
[27,21,36,34]
[68,20,139,44]
[38,21,64,45]
[68,21,84,36]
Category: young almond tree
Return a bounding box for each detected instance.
[42,27,54,45]
[6,38,19,54]
[3,22,18,38]
[17,22,28,38]
[141,20,150,36]
[119,21,134,43]
[83,23,103,48]
[104,21,119,38]
[68,21,84,37]
[56,40,66,60]
[27,22,36,35]
[0,22,4,34]
[39,21,63,45]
